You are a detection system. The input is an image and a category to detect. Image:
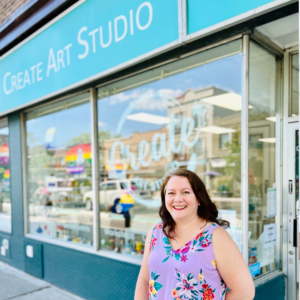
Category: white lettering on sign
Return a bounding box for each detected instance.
[2,1,152,96]
[136,2,153,30]
[88,28,99,53]
[77,2,153,58]
[3,72,11,95]
[115,15,128,43]
[78,27,89,59]
[3,61,44,95]
[100,22,112,48]
[47,45,72,76]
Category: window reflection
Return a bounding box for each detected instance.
[0,120,11,233]
[291,53,299,116]
[97,40,243,256]
[248,42,281,277]
[26,93,93,247]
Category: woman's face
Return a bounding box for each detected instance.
[165,176,199,221]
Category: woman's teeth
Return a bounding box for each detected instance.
[173,206,187,210]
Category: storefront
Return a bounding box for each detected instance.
[0,0,298,299]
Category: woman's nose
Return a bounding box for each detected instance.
[174,193,183,202]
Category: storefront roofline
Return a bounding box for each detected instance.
[0,0,78,55]
[1,2,297,119]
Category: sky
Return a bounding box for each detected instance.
[26,53,242,148]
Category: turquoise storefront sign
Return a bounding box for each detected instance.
[0,0,179,114]
[187,0,277,35]
[0,0,291,114]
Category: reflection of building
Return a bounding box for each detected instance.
[102,86,241,198]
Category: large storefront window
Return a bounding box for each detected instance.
[0,120,11,233]
[26,92,93,247]
[97,40,243,256]
[248,42,281,277]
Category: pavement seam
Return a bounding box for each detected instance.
[2,286,51,300]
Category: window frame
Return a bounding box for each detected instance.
[17,33,285,283]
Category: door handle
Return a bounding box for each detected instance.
[293,219,297,247]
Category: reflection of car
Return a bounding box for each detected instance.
[83,180,151,210]
[32,177,91,207]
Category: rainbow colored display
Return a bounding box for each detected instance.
[65,144,91,174]
[0,143,9,167]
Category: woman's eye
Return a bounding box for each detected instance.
[168,192,174,195]
[183,191,190,194]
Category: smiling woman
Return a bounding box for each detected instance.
[135,169,255,300]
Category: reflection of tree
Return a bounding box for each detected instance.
[67,131,122,147]
[98,130,122,173]
[67,133,91,147]
[99,130,121,141]
[223,128,241,180]
[27,139,51,175]
[27,132,52,198]
[222,128,241,196]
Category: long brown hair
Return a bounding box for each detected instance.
[159,169,230,239]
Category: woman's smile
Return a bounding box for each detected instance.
[173,205,187,210]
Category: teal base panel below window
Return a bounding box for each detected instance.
[254,274,285,300]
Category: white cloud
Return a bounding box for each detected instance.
[109,90,144,105]
[98,121,107,127]
[108,88,183,111]
[134,88,183,111]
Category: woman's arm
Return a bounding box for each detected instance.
[212,227,255,300]
[134,227,153,300]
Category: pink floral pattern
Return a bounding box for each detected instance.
[173,268,217,300]
[148,222,226,299]
[150,235,157,252]
[161,226,215,263]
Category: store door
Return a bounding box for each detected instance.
[287,122,299,300]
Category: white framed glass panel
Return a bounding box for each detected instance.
[25,92,93,247]
[248,41,281,277]
[0,120,11,233]
[97,40,244,257]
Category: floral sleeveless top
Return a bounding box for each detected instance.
[148,222,226,300]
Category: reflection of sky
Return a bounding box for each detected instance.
[27,54,242,146]
[0,128,9,135]
[27,103,91,147]
[98,54,242,137]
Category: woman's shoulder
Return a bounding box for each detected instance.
[211,226,234,248]
[204,221,219,231]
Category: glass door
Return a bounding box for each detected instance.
[287,122,299,300]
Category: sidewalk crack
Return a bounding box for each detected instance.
[3,286,51,300]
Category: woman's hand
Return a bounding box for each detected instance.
[134,226,153,300]
[212,227,255,300]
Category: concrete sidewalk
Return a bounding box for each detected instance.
[0,261,85,300]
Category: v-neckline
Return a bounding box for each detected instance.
[164,223,214,252]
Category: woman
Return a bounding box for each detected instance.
[134,169,255,300]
